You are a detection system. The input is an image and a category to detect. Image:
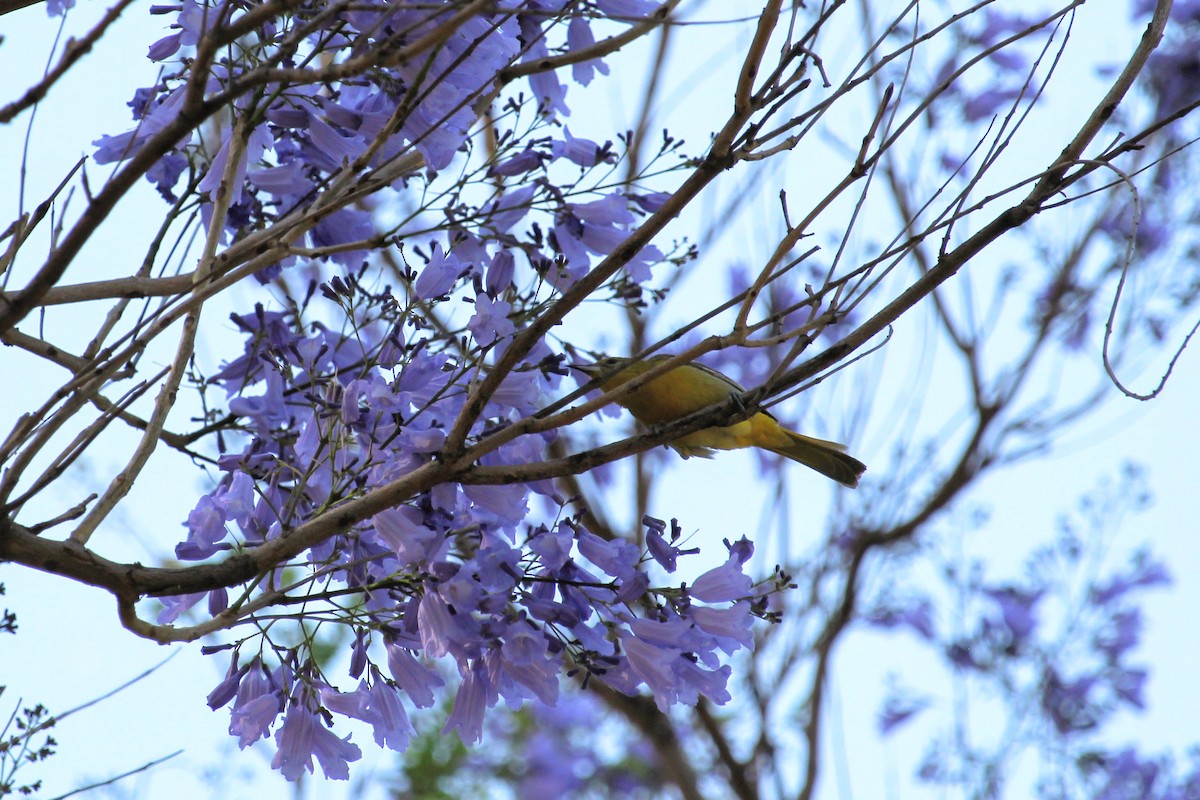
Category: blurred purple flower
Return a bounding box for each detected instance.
[864,598,936,640]
[1094,608,1143,660]
[1091,556,1171,605]
[1092,748,1162,800]
[1111,666,1149,709]
[597,0,660,17]
[878,694,931,735]
[1041,668,1099,735]
[984,585,1042,643]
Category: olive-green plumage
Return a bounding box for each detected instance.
[574,355,866,487]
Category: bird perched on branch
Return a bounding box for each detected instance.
[573,354,866,488]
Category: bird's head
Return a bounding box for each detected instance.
[569,355,627,379]
[569,354,676,390]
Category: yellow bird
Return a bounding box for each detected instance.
[573,354,866,488]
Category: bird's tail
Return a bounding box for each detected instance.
[766,430,867,488]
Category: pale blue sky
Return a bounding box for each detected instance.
[2,3,1198,798]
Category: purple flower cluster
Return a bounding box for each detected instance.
[158,241,755,783]
[93,0,664,285]
[192,356,767,780]
[81,0,778,782]
[865,538,1174,795]
[451,692,667,797]
[1134,0,1200,124]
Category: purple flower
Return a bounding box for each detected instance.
[228,661,282,748]
[672,656,732,706]
[175,495,230,560]
[417,588,479,660]
[145,151,188,199]
[521,16,570,117]
[413,244,463,300]
[574,194,634,226]
[464,482,529,529]
[552,194,664,283]
[481,185,537,234]
[311,207,376,267]
[386,643,445,708]
[147,0,216,61]
[645,528,680,572]
[691,555,752,602]
[271,693,362,781]
[147,31,183,61]
[371,505,441,565]
[529,522,575,571]
[629,190,671,213]
[248,160,310,198]
[207,587,229,616]
[443,662,490,744]
[468,294,516,346]
[690,601,754,652]
[550,127,614,166]
[491,149,544,177]
[207,655,250,710]
[485,249,516,297]
[566,18,610,86]
[93,82,189,164]
[349,629,369,679]
[152,590,203,625]
[596,0,660,18]
[727,535,754,564]
[321,671,415,751]
[474,540,522,592]
[525,593,581,627]
[196,123,273,207]
[578,532,641,579]
[486,628,559,705]
[621,633,678,710]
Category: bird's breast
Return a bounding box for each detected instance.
[617,370,734,425]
